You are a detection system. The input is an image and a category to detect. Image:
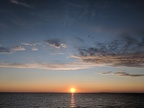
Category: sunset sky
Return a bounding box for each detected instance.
[0,0,144,93]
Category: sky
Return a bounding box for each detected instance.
[0,0,144,93]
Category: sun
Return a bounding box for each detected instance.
[70,88,76,93]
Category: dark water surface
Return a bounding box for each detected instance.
[0,93,144,108]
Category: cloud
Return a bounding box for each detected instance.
[32,47,38,51]
[101,71,112,75]
[22,42,40,51]
[22,42,33,46]
[46,38,66,49]
[10,0,30,8]
[75,37,84,42]
[11,46,26,51]
[114,72,144,77]
[72,54,144,67]
[0,47,11,54]
[22,42,40,46]
[101,71,144,77]
[72,36,144,67]
[0,62,100,70]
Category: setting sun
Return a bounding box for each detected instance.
[70,88,76,93]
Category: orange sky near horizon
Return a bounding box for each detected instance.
[0,80,144,93]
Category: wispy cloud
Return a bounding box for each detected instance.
[101,71,112,75]
[22,42,33,46]
[0,62,100,70]
[32,47,38,51]
[115,72,144,77]
[22,42,40,46]
[46,38,66,49]
[72,36,144,67]
[22,42,40,51]
[72,54,144,67]
[0,47,11,54]
[75,37,84,42]
[11,46,26,51]
[101,71,144,77]
[10,0,31,8]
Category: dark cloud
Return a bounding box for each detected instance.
[101,71,112,74]
[114,72,144,77]
[0,47,10,53]
[101,71,144,77]
[73,36,144,67]
[75,37,84,42]
[46,38,66,49]
[88,35,95,39]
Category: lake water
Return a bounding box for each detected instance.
[0,93,144,108]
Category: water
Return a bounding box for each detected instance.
[0,93,144,108]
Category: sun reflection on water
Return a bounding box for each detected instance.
[70,93,76,108]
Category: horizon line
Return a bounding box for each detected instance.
[0,92,144,94]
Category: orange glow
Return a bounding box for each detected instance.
[0,81,144,93]
[70,88,76,93]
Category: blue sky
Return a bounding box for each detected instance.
[0,0,144,92]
